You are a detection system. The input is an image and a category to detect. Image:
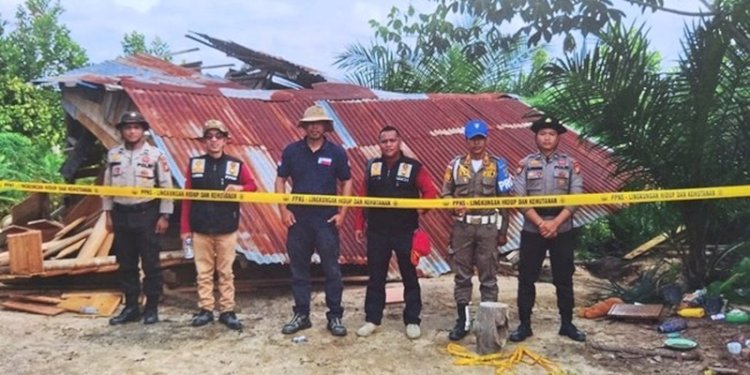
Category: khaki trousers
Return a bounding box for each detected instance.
[448,221,499,304]
[193,232,237,312]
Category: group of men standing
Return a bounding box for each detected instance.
[102,104,585,343]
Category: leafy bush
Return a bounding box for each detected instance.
[706,244,750,303]
[603,261,680,303]
[0,132,63,215]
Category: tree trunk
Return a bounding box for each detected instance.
[681,203,709,289]
[474,301,509,355]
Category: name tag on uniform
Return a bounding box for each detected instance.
[318,157,332,166]
[527,170,543,179]
[370,161,382,177]
[191,159,205,177]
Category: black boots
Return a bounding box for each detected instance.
[326,317,347,337]
[509,321,533,342]
[281,313,312,334]
[191,309,214,327]
[219,311,242,331]
[109,295,141,325]
[109,305,141,325]
[142,298,159,325]
[559,322,586,342]
[448,304,470,341]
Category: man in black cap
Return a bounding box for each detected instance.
[104,110,173,325]
[509,115,586,343]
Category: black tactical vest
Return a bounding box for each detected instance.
[365,155,421,233]
[188,154,243,234]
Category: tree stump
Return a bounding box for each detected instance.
[474,301,509,355]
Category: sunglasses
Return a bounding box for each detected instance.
[203,133,226,140]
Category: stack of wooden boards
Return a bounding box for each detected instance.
[0,193,186,280]
[0,291,123,317]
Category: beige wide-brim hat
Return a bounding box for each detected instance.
[298,105,334,131]
[203,119,229,136]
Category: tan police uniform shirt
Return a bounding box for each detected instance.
[513,151,583,233]
[102,142,174,214]
[441,153,512,233]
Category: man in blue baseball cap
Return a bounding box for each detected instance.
[440,119,512,341]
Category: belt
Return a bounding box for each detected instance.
[457,214,497,225]
[535,207,563,216]
[113,200,158,213]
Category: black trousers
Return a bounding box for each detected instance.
[111,201,163,303]
[287,219,343,320]
[516,229,576,324]
[364,230,421,325]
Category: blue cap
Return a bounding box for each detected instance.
[464,119,489,139]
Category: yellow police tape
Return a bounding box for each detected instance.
[1,180,749,209]
[446,343,564,374]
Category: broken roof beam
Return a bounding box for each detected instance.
[62,92,119,149]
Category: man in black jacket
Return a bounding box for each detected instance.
[180,119,257,330]
[353,126,437,339]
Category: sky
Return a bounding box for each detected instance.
[0,0,707,81]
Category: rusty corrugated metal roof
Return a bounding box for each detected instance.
[52,57,622,279]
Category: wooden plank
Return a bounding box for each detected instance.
[1,300,65,316]
[623,226,685,260]
[61,291,122,299]
[44,228,93,259]
[52,217,85,241]
[11,295,63,305]
[62,93,120,149]
[11,193,49,226]
[48,238,85,259]
[62,195,101,226]
[0,224,31,250]
[57,294,122,316]
[94,232,114,257]
[589,341,702,361]
[25,220,64,243]
[75,212,107,260]
[46,250,184,271]
[8,230,43,275]
[607,304,663,320]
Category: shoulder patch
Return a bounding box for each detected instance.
[158,155,170,173]
[516,159,525,175]
[443,165,453,183]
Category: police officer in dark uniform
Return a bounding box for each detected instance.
[104,111,173,325]
[353,125,438,340]
[509,116,586,342]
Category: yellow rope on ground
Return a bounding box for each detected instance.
[446,343,565,375]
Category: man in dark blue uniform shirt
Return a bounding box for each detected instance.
[275,104,353,337]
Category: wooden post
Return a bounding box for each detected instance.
[8,230,43,275]
[474,301,509,355]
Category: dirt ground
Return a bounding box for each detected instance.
[1,267,748,375]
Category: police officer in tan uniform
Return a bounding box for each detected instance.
[509,116,586,342]
[104,111,173,325]
[441,119,512,341]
